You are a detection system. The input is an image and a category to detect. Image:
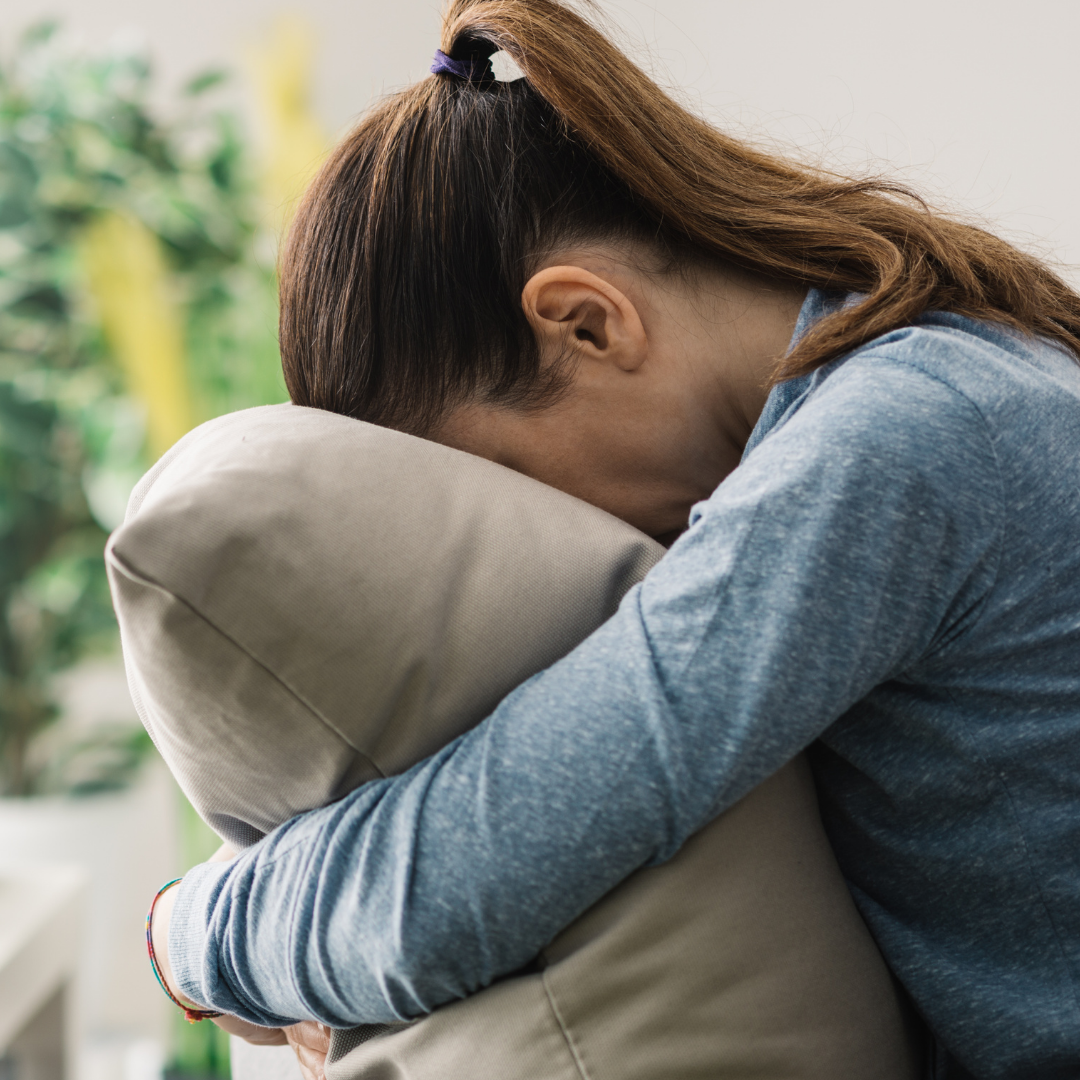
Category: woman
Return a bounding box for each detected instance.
[153,1,1080,1076]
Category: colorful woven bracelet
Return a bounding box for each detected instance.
[146,877,224,1024]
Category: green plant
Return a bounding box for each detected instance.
[0,22,284,797]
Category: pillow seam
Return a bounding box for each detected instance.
[107,546,385,778]
[541,970,592,1080]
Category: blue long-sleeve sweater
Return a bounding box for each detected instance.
[170,291,1080,1079]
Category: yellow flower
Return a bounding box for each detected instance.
[246,14,329,236]
[81,212,194,459]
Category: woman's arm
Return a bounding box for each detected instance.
[168,358,1001,1027]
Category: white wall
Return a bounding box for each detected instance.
[606,0,1080,276]
[3,0,1077,276]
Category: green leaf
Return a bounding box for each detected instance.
[18,21,59,50]
[0,17,284,796]
[183,69,229,97]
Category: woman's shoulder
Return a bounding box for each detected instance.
[761,340,997,477]
[780,309,1080,451]
[847,310,1080,423]
[766,314,1080,517]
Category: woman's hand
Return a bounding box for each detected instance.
[285,1022,331,1080]
[210,1013,289,1045]
[151,842,286,1046]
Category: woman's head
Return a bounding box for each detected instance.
[280,0,1080,534]
[280,4,687,440]
[435,248,805,536]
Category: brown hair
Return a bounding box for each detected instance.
[280,0,1080,435]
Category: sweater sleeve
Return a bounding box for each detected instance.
[168,356,1002,1027]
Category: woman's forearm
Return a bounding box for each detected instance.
[168,603,714,1026]
[167,362,996,1025]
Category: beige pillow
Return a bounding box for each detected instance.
[107,403,920,1080]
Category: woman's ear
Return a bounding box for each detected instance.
[522,266,648,372]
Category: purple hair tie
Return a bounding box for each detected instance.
[431,49,494,83]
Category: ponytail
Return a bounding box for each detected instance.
[280,0,1080,432]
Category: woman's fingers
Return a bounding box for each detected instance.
[287,1021,332,1053]
[208,841,239,863]
[210,1014,289,1045]
[285,1022,331,1080]
[292,1043,325,1080]
[289,1044,319,1080]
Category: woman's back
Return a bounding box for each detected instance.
[767,298,1080,1074]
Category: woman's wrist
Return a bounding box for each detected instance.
[150,882,197,1008]
[147,877,222,1021]
[148,866,291,1045]
[147,844,239,1020]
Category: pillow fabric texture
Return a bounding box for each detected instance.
[107,404,920,1080]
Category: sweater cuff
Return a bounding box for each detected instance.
[168,859,232,1011]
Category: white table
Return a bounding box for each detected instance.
[0,866,86,1080]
